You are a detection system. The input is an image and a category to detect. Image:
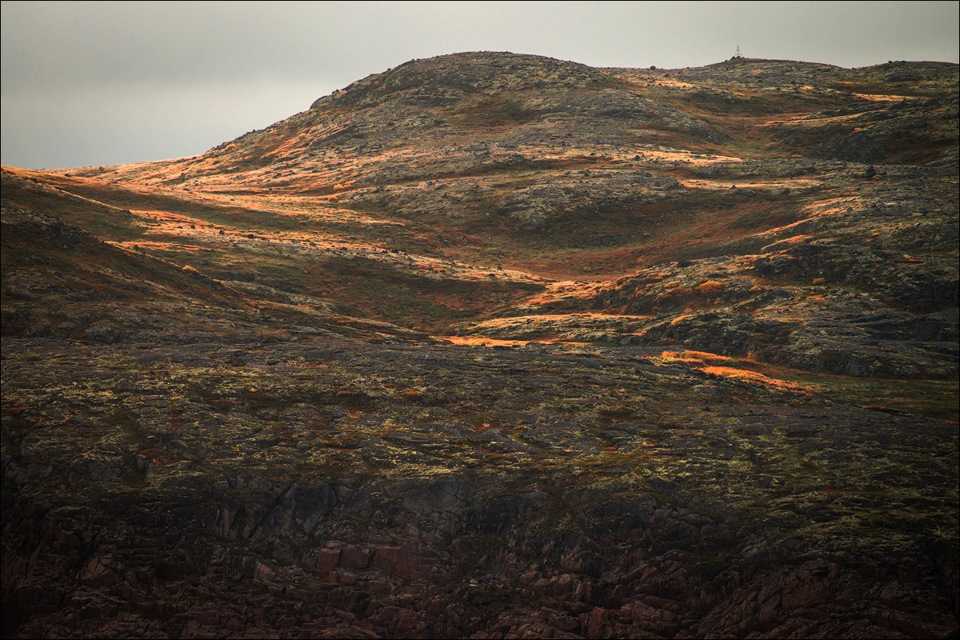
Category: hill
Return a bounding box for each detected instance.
[2,52,958,638]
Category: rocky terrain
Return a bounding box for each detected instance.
[2,52,958,638]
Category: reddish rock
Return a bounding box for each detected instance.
[340,546,373,571]
[311,547,342,577]
[586,607,607,637]
[371,544,417,580]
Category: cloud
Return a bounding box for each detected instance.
[2,1,958,167]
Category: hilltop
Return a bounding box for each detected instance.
[2,52,958,638]
[25,52,959,374]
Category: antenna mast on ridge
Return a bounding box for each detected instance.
[735,44,742,59]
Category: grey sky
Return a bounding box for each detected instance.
[2,1,958,168]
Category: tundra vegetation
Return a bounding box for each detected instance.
[2,53,958,638]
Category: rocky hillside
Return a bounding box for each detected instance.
[2,52,958,638]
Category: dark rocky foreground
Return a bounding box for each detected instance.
[3,335,957,638]
[2,52,959,638]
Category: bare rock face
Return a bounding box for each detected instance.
[2,52,958,638]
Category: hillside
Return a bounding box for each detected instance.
[2,52,958,639]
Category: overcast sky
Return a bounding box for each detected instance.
[2,1,958,168]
